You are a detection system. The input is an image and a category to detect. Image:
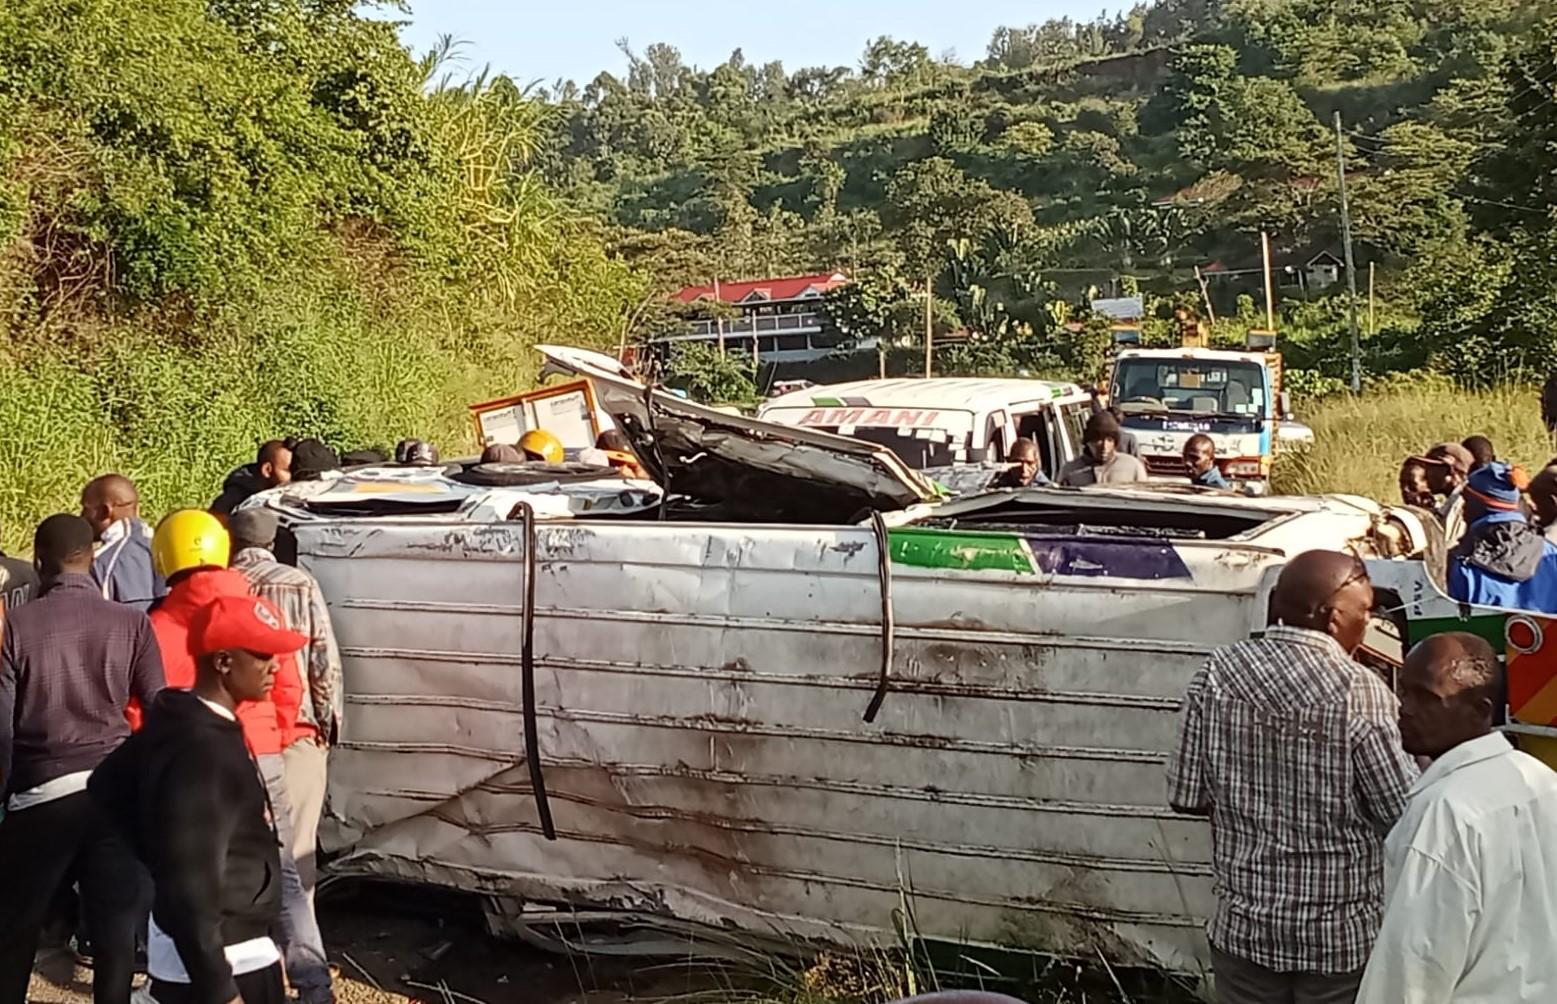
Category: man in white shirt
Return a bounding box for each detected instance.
[1357,632,1557,1003]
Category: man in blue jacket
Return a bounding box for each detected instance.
[81,474,165,611]
[1448,462,1557,613]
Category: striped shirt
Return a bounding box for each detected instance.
[1167,624,1418,974]
[232,548,342,744]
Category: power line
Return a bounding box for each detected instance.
[1454,191,1550,215]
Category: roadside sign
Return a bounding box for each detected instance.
[1092,296,1145,321]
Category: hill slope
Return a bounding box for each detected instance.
[543,0,1553,384]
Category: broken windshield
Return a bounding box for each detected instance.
[803,425,959,469]
[1112,359,1267,419]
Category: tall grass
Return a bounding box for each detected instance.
[1275,381,1554,500]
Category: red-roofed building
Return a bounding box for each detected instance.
[672,272,849,305]
[660,272,853,364]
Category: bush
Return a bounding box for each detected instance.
[0,2,642,552]
[665,341,758,405]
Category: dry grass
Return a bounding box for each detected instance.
[1274,383,1555,500]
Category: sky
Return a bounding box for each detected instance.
[397,1,1113,88]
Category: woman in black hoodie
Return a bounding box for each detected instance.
[91,593,308,1004]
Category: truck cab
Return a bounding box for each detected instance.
[1108,346,1285,491]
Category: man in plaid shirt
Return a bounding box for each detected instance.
[229,509,342,907]
[1168,549,1418,1003]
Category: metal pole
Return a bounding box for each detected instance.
[923,274,933,379]
[1368,261,1377,337]
[713,276,725,357]
[1194,265,1217,324]
[1335,111,1363,392]
[1260,231,1276,332]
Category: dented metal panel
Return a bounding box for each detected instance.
[532,344,937,517]
[294,509,1410,975]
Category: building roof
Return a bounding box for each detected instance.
[673,272,848,305]
[763,377,1091,415]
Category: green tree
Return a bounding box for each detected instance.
[881,158,1034,277]
[665,341,757,404]
[823,269,913,347]
[998,121,1056,159]
[1477,17,1557,230]
[860,36,934,89]
[1158,43,1237,164]
[928,101,981,155]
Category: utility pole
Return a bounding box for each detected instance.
[1260,231,1276,332]
[1335,111,1363,392]
[923,274,934,379]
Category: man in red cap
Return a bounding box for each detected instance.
[90,593,308,1004]
[145,511,332,1004]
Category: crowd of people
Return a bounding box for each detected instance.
[0,463,343,1004]
[1170,550,1557,1003]
[1397,435,1557,613]
[0,426,660,1004]
[10,417,1557,1004]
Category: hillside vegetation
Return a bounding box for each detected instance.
[0,0,642,551]
[1,1,1554,550]
[543,0,1556,385]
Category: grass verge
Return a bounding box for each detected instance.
[1275,382,1553,500]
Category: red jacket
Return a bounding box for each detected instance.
[133,568,304,755]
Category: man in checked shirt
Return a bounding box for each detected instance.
[1168,550,1419,1004]
[228,509,342,911]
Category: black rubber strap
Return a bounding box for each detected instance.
[517,502,556,840]
[863,511,895,723]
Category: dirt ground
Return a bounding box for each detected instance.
[28,883,716,1004]
[27,882,1195,1004]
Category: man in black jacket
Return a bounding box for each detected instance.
[212,440,295,515]
[0,514,164,1004]
[91,593,307,1004]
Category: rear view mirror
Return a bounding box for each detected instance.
[1279,391,1293,420]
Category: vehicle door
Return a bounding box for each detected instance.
[1056,402,1090,468]
[1011,403,1065,479]
[985,410,1012,462]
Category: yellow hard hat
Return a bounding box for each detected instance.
[517,429,564,464]
[152,508,231,579]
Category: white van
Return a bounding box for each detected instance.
[758,377,1095,478]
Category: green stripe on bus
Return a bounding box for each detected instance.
[1406,614,1506,650]
[889,528,1034,573]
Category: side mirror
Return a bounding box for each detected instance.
[1279,391,1293,420]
